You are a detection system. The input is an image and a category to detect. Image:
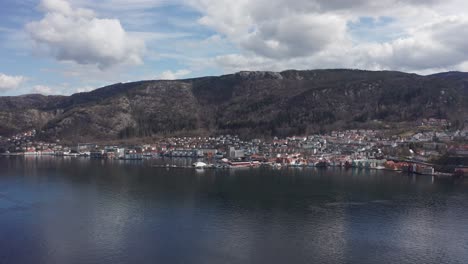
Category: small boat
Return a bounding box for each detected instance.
[192,162,208,168]
[228,161,253,168]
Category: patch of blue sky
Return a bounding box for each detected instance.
[0,60,71,95]
[119,3,212,39]
[0,0,41,29]
[347,16,402,43]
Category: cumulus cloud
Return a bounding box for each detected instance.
[361,16,468,70]
[40,0,74,14]
[191,0,352,63]
[188,0,468,73]
[0,73,26,91]
[157,69,191,80]
[26,0,145,69]
[242,14,347,59]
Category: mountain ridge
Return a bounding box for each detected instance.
[1,69,467,141]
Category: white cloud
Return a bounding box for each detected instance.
[32,85,55,95]
[26,0,146,69]
[40,0,74,15]
[0,73,26,91]
[188,0,468,73]
[157,69,191,80]
[359,16,468,71]
[241,13,347,59]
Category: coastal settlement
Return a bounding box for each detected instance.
[1,118,467,178]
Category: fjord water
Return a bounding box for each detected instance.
[0,157,467,264]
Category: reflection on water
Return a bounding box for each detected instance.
[0,156,467,264]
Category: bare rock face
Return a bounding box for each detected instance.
[0,70,467,141]
[236,71,284,80]
[0,95,65,135]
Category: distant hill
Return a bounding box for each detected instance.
[0,69,467,141]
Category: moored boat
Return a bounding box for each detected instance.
[192,162,208,168]
[228,161,253,168]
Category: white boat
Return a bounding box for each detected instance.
[64,152,80,157]
[192,162,208,168]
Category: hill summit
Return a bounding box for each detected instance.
[0,69,467,141]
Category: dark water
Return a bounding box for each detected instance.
[0,157,467,264]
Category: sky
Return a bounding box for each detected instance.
[1,0,468,96]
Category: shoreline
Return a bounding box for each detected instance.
[0,154,461,179]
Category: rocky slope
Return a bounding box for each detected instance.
[0,69,467,141]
